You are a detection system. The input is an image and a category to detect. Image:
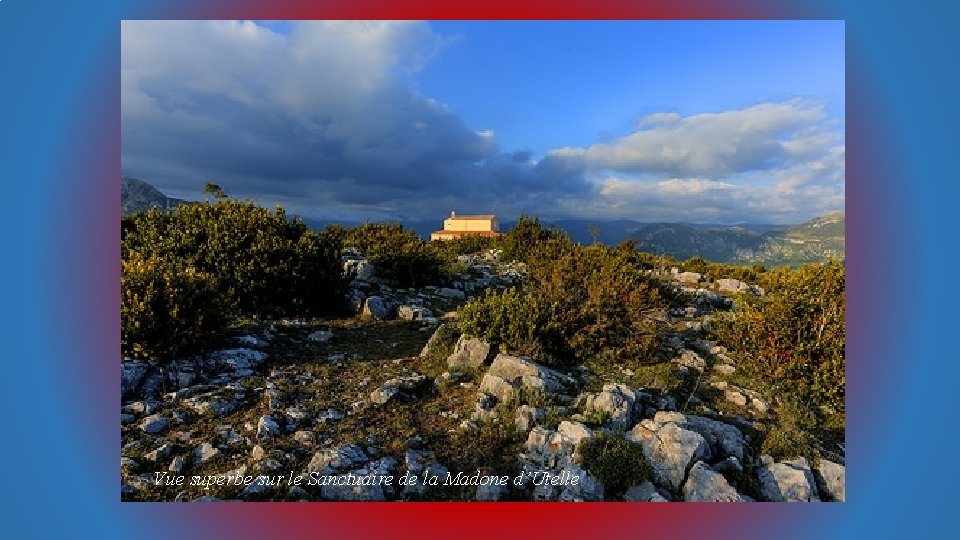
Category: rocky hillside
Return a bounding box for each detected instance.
[733,212,845,266]
[121,177,182,214]
[627,213,844,266]
[121,250,844,503]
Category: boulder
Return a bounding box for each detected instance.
[362,296,392,320]
[815,459,846,502]
[716,278,751,294]
[523,422,593,471]
[446,335,493,369]
[193,442,220,465]
[353,260,376,281]
[398,305,431,321]
[402,450,449,497]
[140,414,168,434]
[121,361,150,399]
[305,444,368,476]
[626,421,709,490]
[144,444,173,462]
[623,481,669,502]
[478,354,576,404]
[256,415,280,442]
[185,394,242,418]
[758,456,821,502]
[683,461,749,502]
[676,272,704,284]
[577,383,640,431]
[650,411,747,462]
[478,374,517,403]
[208,348,267,370]
[369,386,400,405]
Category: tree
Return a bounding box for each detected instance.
[203,182,227,200]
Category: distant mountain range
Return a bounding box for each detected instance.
[121,177,182,214]
[626,213,844,266]
[122,178,843,265]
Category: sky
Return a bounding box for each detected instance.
[121,20,844,224]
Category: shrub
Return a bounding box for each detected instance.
[581,408,612,427]
[713,261,845,412]
[460,243,666,367]
[500,215,573,263]
[344,222,444,288]
[528,244,666,365]
[432,234,499,257]
[122,200,345,317]
[458,288,562,363]
[578,433,650,500]
[121,252,231,360]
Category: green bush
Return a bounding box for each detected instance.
[713,261,845,412]
[500,215,573,263]
[578,433,650,500]
[431,234,499,257]
[458,288,562,363]
[344,222,444,288]
[121,252,231,360]
[459,243,666,367]
[528,244,666,365]
[122,199,345,317]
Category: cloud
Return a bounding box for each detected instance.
[552,100,831,178]
[121,21,843,224]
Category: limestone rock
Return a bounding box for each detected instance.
[683,461,748,502]
[362,296,392,320]
[121,361,150,399]
[306,444,368,476]
[446,335,493,369]
[676,272,705,284]
[256,415,280,442]
[626,421,708,490]
[674,349,706,370]
[193,442,220,465]
[716,278,745,293]
[140,414,168,434]
[815,459,845,502]
[478,353,576,404]
[398,305,431,321]
[758,456,821,502]
[369,386,400,405]
[515,405,545,433]
[623,481,669,502]
[209,348,267,370]
[577,383,640,431]
[144,444,173,462]
[651,411,747,462]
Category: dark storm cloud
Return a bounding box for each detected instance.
[121,20,590,221]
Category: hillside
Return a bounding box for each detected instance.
[121,177,182,214]
[732,212,845,266]
[627,213,844,266]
